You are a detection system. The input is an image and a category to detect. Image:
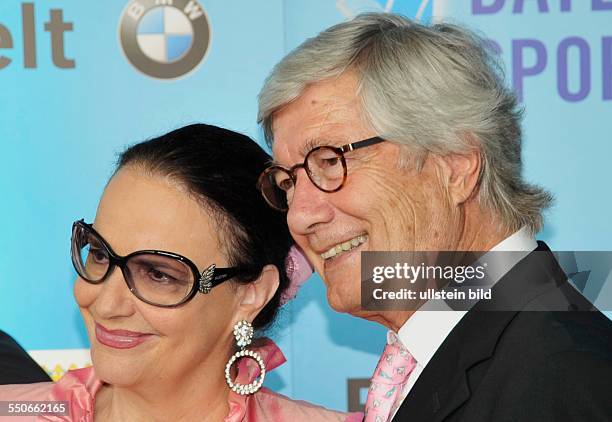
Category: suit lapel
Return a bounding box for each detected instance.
[392,242,566,422]
[392,309,518,421]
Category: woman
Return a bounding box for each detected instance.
[0,124,362,422]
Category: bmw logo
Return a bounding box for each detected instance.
[119,0,211,79]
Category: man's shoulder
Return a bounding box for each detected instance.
[443,310,612,421]
[0,330,51,384]
[496,308,612,362]
[482,244,612,362]
[465,310,612,420]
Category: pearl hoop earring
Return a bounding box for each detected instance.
[224,320,266,395]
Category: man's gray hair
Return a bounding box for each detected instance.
[258,13,552,234]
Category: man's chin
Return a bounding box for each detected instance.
[325,286,362,315]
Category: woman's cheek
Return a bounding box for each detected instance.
[74,277,97,308]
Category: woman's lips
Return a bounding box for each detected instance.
[95,323,153,349]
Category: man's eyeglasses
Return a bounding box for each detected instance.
[257,136,385,211]
[70,220,245,308]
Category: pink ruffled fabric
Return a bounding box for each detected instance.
[281,245,314,305]
[0,339,362,422]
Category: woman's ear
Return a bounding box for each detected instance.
[236,264,280,322]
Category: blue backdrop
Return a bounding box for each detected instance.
[1,0,610,412]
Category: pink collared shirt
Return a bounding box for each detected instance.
[0,339,363,422]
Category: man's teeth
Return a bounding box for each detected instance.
[321,235,368,260]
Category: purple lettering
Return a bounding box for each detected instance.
[603,37,612,100]
[561,0,572,11]
[592,0,612,11]
[557,37,591,102]
[472,0,505,14]
[513,0,550,13]
[512,39,547,101]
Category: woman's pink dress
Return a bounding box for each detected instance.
[0,339,363,422]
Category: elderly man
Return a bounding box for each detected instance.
[256,13,612,422]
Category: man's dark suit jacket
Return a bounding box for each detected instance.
[393,242,612,422]
[0,330,51,384]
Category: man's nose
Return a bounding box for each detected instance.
[287,168,334,235]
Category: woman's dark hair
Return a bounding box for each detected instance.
[116,124,293,331]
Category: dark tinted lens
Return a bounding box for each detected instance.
[71,224,109,282]
[126,253,195,306]
[259,169,289,211]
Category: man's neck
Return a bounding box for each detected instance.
[455,208,513,252]
[367,212,515,332]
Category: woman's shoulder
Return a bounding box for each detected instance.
[248,387,363,422]
[226,338,362,422]
[0,380,55,401]
[0,367,101,421]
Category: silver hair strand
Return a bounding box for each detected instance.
[258,13,552,233]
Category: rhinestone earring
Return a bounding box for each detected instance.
[224,320,266,395]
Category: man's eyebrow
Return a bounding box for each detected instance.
[268,138,334,166]
[299,138,327,156]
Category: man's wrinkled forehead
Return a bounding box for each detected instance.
[270,73,362,161]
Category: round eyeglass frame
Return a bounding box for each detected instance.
[70,219,244,308]
[257,136,385,211]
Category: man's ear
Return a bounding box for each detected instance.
[437,142,482,206]
[236,265,280,323]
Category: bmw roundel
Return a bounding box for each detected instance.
[119,0,211,79]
